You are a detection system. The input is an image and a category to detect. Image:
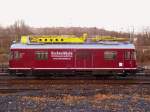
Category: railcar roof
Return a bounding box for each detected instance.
[10,43,135,49]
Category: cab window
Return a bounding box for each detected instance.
[125,51,130,60]
[131,51,136,60]
[14,51,19,59]
[9,51,14,60]
[11,51,21,60]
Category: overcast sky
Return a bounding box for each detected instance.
[0,0,150,32]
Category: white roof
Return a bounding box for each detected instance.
[10,43,135,49]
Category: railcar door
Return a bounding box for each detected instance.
[75,50,92,70]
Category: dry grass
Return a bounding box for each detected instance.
[22,108,35,112]
[62,95,86,105]
[93,93,122,100]
[21,96,59,103]
[88,94,123,111]
[21,95,86,106]
[132,94,150,102]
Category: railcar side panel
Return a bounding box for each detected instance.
[9,48,137,72]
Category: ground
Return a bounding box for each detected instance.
[0,84,150,112]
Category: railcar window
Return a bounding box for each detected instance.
[35,51,48,60]
[10,51,14,60]
[131,51,136,60]
[104,51,117,60]
[36,52,41,60]
[14,51,20,60]
[125,51,130,59]
[44,52,48,60]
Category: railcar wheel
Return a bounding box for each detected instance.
[9,71,16,76]
[26,70,33,76]
[120,71,128,77]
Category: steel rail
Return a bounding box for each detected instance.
[0,88,42,94]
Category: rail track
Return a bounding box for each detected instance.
[0,71,150,84]
[0,88,41,94]
[0,66,150,94]
[0,77,149,94]
[0,66,150,82]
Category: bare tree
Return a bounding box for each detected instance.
[8,20,33,42]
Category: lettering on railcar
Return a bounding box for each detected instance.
[51,51,73,60]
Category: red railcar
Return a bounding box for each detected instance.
[9,42,137,75]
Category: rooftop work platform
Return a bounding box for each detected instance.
[20,34,130,44]
[11,34,134,49]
